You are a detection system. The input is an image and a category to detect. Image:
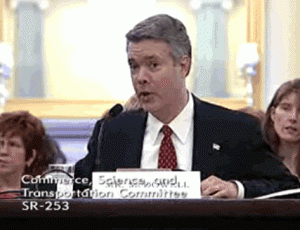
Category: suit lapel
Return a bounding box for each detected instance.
[117,97,218,175]
[192,95,217,178]
[116,110,147,168]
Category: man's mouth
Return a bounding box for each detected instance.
[0,159,9,167]
[139,92,152,100]
[139,92,151,97]
[0,159,9,164]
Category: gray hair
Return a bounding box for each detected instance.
[126,14,191,62]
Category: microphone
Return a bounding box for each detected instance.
[107,103,123,119]
[95,104,123,171]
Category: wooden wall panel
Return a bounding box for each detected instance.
[247,0,266,110]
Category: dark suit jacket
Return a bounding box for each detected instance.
[74,95,299,198]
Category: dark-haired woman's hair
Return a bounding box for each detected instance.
[263,79,300,153]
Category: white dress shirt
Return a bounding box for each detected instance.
[140,92,244,198]
[140,92,194,171]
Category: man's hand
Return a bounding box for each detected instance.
[201,175,238,198]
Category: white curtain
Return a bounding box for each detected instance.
[192,2,228,98]
[15,2,45,97]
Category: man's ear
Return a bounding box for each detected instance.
[26,149,37,168]
[180,55,191,78]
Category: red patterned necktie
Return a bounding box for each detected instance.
[158,125,177,169]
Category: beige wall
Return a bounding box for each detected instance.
[2,1,15,98]
[43,1,249,101]
[227,3,247,97]
[0,0,3,41]
[1,0,254,117]
[264,0,298,108]
[294,0,300,80]
[44,0,197,101]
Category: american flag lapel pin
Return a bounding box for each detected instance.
[213,143,221,151]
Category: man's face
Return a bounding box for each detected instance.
[271,92,300,144]
[0,134,27,176]
[127,40,188,117]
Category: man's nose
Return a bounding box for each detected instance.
[136,67,150,84]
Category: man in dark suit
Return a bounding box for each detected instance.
[74,14,299,198]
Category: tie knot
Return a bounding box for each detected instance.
[162,125,172,136]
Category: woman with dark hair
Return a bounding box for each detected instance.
[0,111,61,198]
[263,79,300,179]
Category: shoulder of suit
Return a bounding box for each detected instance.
[193,95,260,126]
[119,108,147,118]
[105,108,147,126]
[97,108,146,121]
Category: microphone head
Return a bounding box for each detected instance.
[109,104,123,118]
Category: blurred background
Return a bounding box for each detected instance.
[0,0,298,163]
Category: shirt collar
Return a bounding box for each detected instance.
[147,92,194,145]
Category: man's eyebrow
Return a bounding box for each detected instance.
[128,55,159,63]
[144,55,160,60]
